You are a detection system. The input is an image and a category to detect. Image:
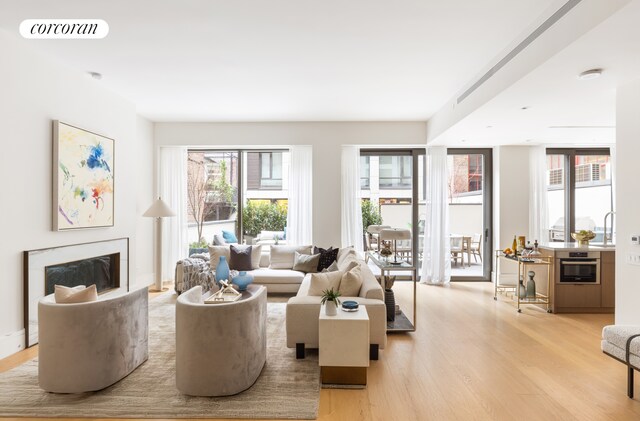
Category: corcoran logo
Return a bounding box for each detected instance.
[19,19,109,39]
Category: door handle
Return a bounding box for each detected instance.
[485,228,489,241]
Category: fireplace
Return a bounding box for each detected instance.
[45,253,120,295]
[24,238,129,347]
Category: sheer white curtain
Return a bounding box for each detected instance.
[159,147,188,281]
[421,146,451,285]
[610,144,617,241]
[341,145,364,251]
[287,145,313,245]
[529,145,549,243]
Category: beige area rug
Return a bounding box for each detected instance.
[0,293,319,419]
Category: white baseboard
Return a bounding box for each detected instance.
[0,329,25,360]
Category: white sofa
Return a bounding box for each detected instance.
[175,245,311,294]
[285,248,387,360]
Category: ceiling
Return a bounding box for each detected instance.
[432,0,640,146]
[0,0,558,122]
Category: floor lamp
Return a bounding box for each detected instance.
[380,228,412,265]
[143,197,176,292]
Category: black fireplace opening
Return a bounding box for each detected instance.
[45,253,120,295]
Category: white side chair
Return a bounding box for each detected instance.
[450,236,463,267]
[38,287,149,393]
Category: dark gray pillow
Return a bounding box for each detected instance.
[230,245,253,271]
[293,251,321,273]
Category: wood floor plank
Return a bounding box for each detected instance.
[2,282,640,420]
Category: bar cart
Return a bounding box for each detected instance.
[494,250,553,313]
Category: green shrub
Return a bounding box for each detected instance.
[242,201,287,236]
[361,199,382,232]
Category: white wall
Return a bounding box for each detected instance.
[615,77,640,325]
[493,146,531,255]
[154,122,427,247]
[135,116,155,288]
[0,30,153,358]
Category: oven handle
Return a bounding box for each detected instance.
[561,261,598,265]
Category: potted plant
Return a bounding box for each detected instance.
[210,161,237,221]
[189,239,209,256]
[361,199,382,250]
[320,288,341,316]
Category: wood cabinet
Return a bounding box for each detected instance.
[546,249,615,314]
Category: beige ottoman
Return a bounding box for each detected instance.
[176,284,267,396]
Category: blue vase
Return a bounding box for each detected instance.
[232,271,254,291]
[215,256,230,286]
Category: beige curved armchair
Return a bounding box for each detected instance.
[176,285,267,396]
[38,287,149,393]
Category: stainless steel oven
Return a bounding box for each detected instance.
[557,251,600,284]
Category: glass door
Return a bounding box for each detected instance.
[446,149,492,281]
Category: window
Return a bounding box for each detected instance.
[468,155,483,192]
[360,156,370,189]
[379,156,412,189]
[546,149,612,243]
[246,151,285,190]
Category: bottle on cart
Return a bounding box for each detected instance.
[512,236,518,256]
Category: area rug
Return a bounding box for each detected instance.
[0,293,319,419]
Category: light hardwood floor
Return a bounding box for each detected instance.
[2,282,639,421]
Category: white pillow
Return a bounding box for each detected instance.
[339,266,363,297]
[208,245,230,271]
[270,245,312,269]
[54,285,98,304]
[250,244,262,269]
[308,271,344,296]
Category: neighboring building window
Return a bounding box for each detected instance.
[379,155,412,189]
[360,156,370,189]
[247,151,283,189]
[468,154,482,192]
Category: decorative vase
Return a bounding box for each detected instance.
[518,276,527,299]
[384,289,396,322]
[232,271,254,291]
[215,255,230,287]
[324,301,338,316]
[526,270,537,299]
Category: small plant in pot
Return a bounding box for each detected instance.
[320,288,341,316]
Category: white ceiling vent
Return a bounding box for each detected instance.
[456,0,583,105]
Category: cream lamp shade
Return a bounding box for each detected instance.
[380,228,412,264]
[143,198,176,218]
[143,197,176,291]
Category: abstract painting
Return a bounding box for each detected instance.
[53,121,114,230]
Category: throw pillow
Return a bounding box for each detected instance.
[270,245,313,269]
[230,244,253,271]
[339,266,363,297]
[213,234,227,245]
[337,246,356,266]
[292,251,320,273]
[308,271,344,296]
[314,246,340,272]
[250,244,263,269]
[222,230,238,244]
[322,260,340,272]
[208,245,231,271]
[54,284,98,304]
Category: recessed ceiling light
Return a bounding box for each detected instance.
[461,139,467,143]
[87,71,102,80]
[486,125,493,129]
[525,139,533,143]
[577,68,603,80]
[521,106,530,110]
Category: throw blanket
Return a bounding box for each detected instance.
[174,257,215,294]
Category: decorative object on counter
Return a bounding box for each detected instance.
[518,276,527,299]
[512,236,518,255]
[380,246,393,261]
[341,300,359,312]
[232,271,254,291]
[215,255,230,287]
[320,288,341,316]
[571,230,596,246]
[517,236,526,254]
[526,271,537,299]
[503,247,514,256]
[530,240,542,257]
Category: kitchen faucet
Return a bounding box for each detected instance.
[604,211,616,245]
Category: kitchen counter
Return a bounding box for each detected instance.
[538,242,616,252]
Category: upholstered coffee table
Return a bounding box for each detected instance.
[319,305,369,386]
